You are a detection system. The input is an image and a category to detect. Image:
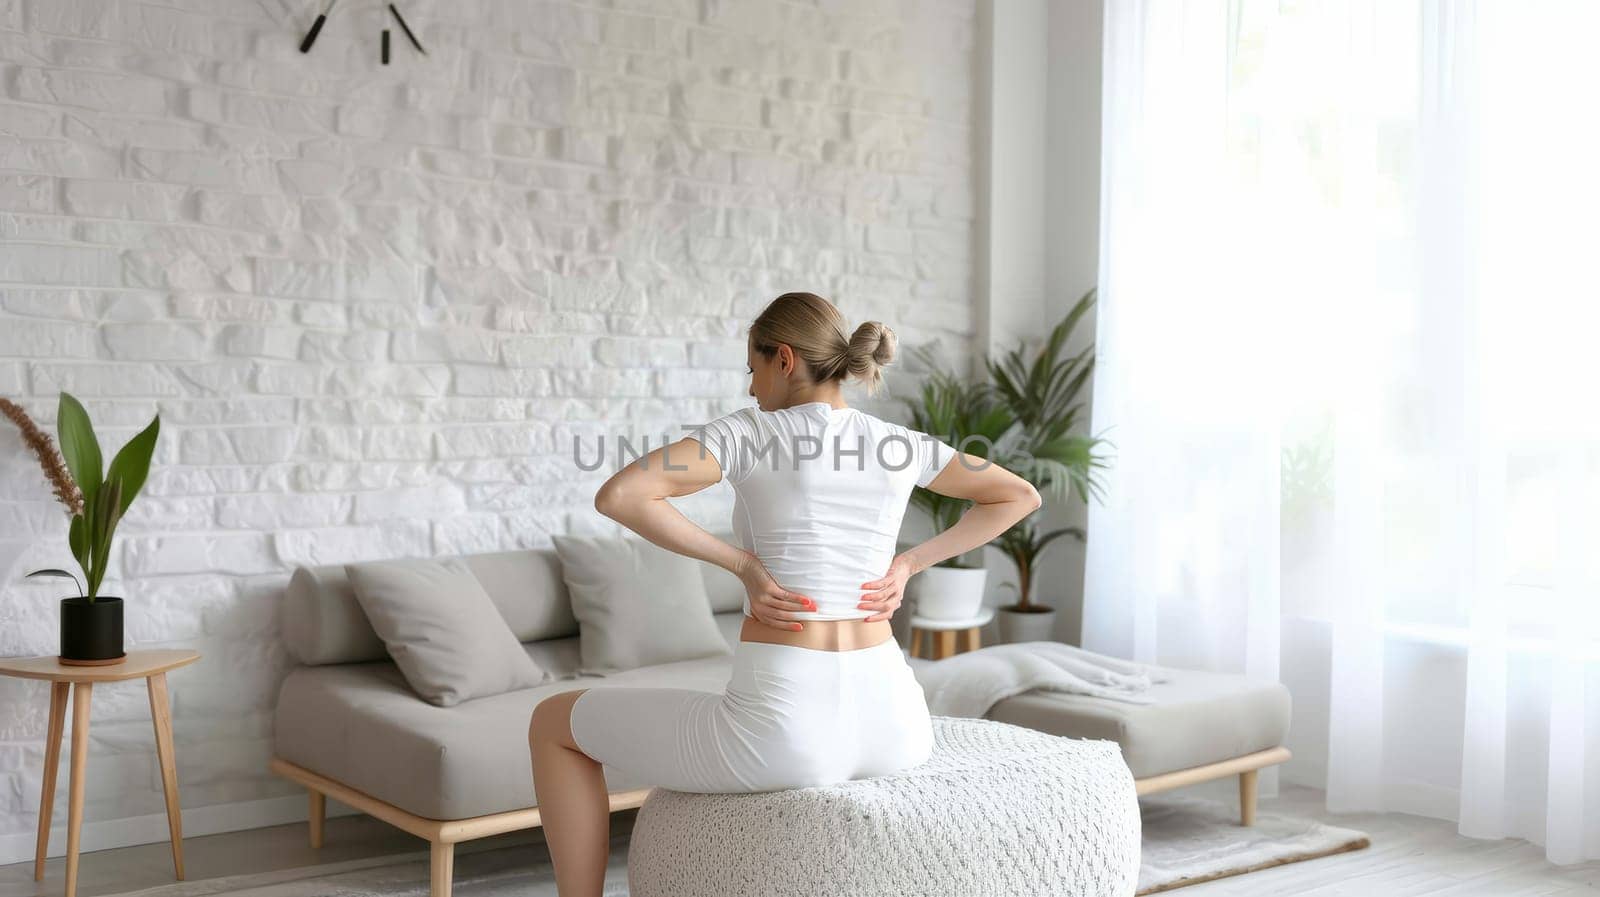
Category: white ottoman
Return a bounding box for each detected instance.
[627,716,1141,897]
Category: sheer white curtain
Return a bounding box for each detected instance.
[1085,0,1600,863]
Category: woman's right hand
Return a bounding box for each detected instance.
[857,552,917,622]
[735,551,817,631]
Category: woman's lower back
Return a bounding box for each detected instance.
[739,615,894,652]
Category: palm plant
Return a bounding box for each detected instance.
[994,520,1084,612]
[984,288,1112,611]
[900,344,1012,567]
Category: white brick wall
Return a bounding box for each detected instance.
[0,0,978,848]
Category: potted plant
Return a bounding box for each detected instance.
[984,288,1111,643]
[899,345,1013,619]
[4,392,160,665]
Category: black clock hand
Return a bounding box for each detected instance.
[299,0,337,53]
[389,4,426,55]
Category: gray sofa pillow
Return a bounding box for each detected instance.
[701,563,748,614]
[345,557,550,707]
[552,534,733,675]
[698,531,748,614]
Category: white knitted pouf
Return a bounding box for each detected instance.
[627,715,1141,897]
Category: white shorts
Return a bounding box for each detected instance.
[569,636,934,794]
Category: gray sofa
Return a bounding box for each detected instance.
[275,545,739,822]
[272,542,1291,897]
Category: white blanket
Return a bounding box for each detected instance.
[907,640,1169,718]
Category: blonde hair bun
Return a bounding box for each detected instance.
[845,320,896,395]
[749,292,897,396]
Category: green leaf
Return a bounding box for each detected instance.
[973,290,1114,506]
[86,478,122,601]
[68,513,90,583]
[105,414,160,517]
[56,392,102,511]
[25,568,85,597]
[1034,526,1086,552]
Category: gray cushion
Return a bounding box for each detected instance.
[344,557,550,707]
[530,612,746,682]
[696,530,747,614]
[700,562,747,615]
[278,542,746,670]
[282,547,578,666]
[553,534,733,675]
[983,663,1291,778]
[272,611,746,820]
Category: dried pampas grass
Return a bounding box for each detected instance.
[1,396,84,517]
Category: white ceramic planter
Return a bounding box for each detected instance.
[910,565,988,620]
[996,605,1057,643]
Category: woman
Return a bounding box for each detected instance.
[528,292,1042,897]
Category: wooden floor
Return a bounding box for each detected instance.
[1179,785,1600,897]
[1,785,1595,896]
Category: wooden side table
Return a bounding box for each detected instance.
[0,649,200,897]
[908,607,995,660]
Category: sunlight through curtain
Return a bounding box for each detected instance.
[1086,0,1600,863]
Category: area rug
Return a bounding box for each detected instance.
[103,796,1367,896]
[1134,794,1370,894]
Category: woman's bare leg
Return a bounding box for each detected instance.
[529,689,610,897]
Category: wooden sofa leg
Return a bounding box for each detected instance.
[1239,769,1258,826]
[308,790,325,848]
[431,841,455,897]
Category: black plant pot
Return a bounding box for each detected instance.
[60,596,125,666]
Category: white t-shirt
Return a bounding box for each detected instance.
[688,401,958,621]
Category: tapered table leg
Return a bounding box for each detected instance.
[309,790,325,848]
[65,681,92,897]
[147,672,185,879]
[0,649,201,897]
[35,681,69,881]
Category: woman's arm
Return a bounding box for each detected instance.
[593,436,818,631]
[898,453,1042,573]
[857,453,1041,622]
[593,436,748,575]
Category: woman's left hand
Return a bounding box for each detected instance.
[858,553,917,622]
